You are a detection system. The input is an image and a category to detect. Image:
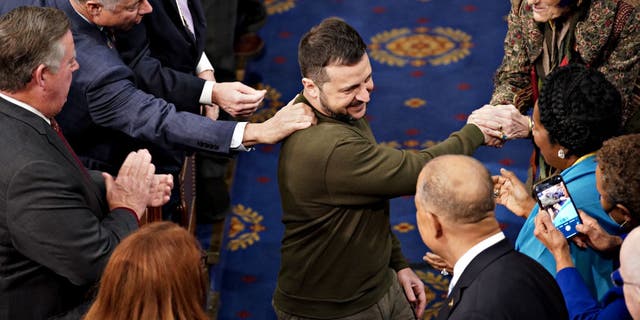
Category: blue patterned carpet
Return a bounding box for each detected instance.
[196,1,535,319]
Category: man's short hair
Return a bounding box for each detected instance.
[0,6,70,92]
[417,155,495,224]
[298,17,367,86]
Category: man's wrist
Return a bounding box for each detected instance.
[200,80,215,105]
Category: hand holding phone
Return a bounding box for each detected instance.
[533,175,582,239]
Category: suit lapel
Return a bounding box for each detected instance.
[436,239,513,319]
[0,97,107,217]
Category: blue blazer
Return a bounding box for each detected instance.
[0,0,237,174]
[115,0,208,112]
[556,267,631,320]
[0,97,139,319]
[436,239,568,320]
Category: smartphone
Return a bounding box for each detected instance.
[533,175,581,238]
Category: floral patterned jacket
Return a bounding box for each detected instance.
[491,0,640,126]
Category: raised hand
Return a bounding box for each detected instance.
[103,149,156,218]
[533,211,573,271]
[147,174,173,207]
[492,168,536,218]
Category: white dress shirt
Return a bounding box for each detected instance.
[448,232,506,295]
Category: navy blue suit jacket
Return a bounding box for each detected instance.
[114,0,207,112]
[436,239,569,320]
[0,0,236,174]
[0,96,139,319]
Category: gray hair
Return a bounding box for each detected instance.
[0,6,70,92]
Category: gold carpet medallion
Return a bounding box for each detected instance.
[264,0,296,15]
[249,83,282,123]
[393,222,415,233]
[227,204,266,251]
[369,27,472,67]
[416,270,450,319]
[405,98,427,109]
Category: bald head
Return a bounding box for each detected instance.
[620,227,640,319]
[621,228,640,282]
[416,155,495,223]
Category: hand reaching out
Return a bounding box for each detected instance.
[211,82,266,118]
[242,95,316,146]
[467,104,531,147]
[423,252,453,275]
[492,168,536,218]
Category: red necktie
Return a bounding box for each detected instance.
[50,118,90,178]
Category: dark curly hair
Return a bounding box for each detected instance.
[537,64,622,157]
[596,134,640,219]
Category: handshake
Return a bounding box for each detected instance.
[466,104,533,147]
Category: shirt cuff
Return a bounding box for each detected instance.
[196,52,214,75]
[231,122,252,152]
[199,80,215,105]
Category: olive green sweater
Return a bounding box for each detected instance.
[274,95,484,318]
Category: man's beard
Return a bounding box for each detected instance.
[318,92,359,123]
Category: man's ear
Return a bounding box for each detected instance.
[301,78,319,99]
[430,212,444,239]
[33,64,48,88]
[85,0,104,16]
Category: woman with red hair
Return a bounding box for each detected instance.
[84,222,209,320]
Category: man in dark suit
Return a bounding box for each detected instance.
[415,155,568,320]
[0,0,315,177]
[114,0,261,118]
[114,0,238,224]
[0,6,173,319]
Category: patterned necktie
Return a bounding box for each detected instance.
[176,0,195,36]
[50,118,90,177]
[102,27,116,49]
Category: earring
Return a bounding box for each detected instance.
[557,149,565,159]
[619,219,629,230]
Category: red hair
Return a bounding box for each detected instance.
[84,222,208,320]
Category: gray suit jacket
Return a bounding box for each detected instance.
[0,97,139,319]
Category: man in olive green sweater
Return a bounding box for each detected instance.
[274,17,490,319]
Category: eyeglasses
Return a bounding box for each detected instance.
[611,270,640,288]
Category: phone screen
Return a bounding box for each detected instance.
[534,175,581,238]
